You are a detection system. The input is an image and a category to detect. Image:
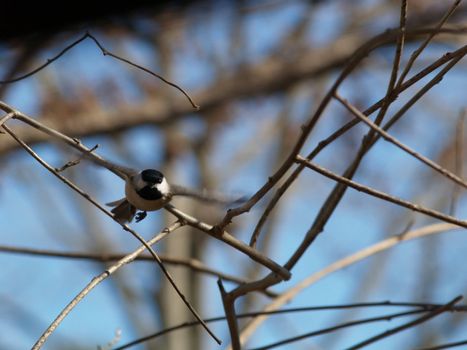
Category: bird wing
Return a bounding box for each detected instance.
[85,153,138,180]
[170,184,246,206]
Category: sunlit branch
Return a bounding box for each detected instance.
[237,223,460,346]
[0,244,276,294]
[295,156,467,228]
[115,301,467,350]
[250,44,467,247]
[334,93,467,189]
[0,120,220,346]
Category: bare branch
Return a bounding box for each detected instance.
[450,109,466,215]
[295,155,467,228]
[0,33,466,156]
[225,32,467,350]
[165,204,291,280]
[346,296,463,350]
[0,245,275,293]
[334,92,467,189]
[55,144,99,172]
[0,111,16,128]
[237,223,460,346]
[247,300,466,350]
[0,34,89,83]
[287,52,467,267]
[386,0,407,97]
[118,302,467,350]
[0,33,199,109]
[249,310,424,350]
[218,279,241,350]
[364,0,407,142]
[29,221,181,350]
[214,14,389,232]
[416,339,467,350]
[396,0,463,88]
[250,44,467,243]
[1,121,221,346]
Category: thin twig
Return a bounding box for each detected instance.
[55,144,99,172]
[250,44,467,243]
[334,92,467,189]
[114,301,467,350]
[1,124,220,346]
[385,0,407,98]
[0,29,465,156]
[365,0,406,135]
[227,35,467,350]
[0,245,275,293]
[416,339,467,350]
[396,0,463,89]
[236,223,460,346]
[165,204,291,280]
[0,34,89,83]
[0,33,199,109]
[295,155,467,228]
[218,279,241,350]
[449,109,466,215]
[0,111,16,128]
[249,299,467,350]
[248,310,423,350]
[85,33,199,110]
[213,18,391,232]
[0,101,133,180]
[248,101,292,249]
[30,221,181,350]
[346,296,463,350]
[378,54,465,137]
[227,42,467,350]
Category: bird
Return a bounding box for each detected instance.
[86,152,242,223]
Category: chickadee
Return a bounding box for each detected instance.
[87,154,241,223]
[106,168,172,223]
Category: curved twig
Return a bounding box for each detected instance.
[115,302,467,350]
[0,245,275,294]
[165,204,291,281]
[249,44,467,247]
[237,223,461,347]
[0,117,220,346]
[334,93,467,189]
[29,221,182,350]
[346,296,463,350]
[0,33,199,109]
[296,156,467,228]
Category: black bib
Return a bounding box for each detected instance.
[136,185,163,200]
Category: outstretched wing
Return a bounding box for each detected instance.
[85,153,138,180]
[170,184,246,206]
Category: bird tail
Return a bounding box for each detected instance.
[106,198,136,224]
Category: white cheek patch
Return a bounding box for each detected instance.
[156,178,170,195]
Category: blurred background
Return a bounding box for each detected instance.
[0,0,466,349]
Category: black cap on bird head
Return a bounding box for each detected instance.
[141,169,164,184]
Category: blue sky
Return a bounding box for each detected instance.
[0,1,466,349]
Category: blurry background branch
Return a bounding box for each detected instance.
[0,1,466,350]
[0,26,466,155]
